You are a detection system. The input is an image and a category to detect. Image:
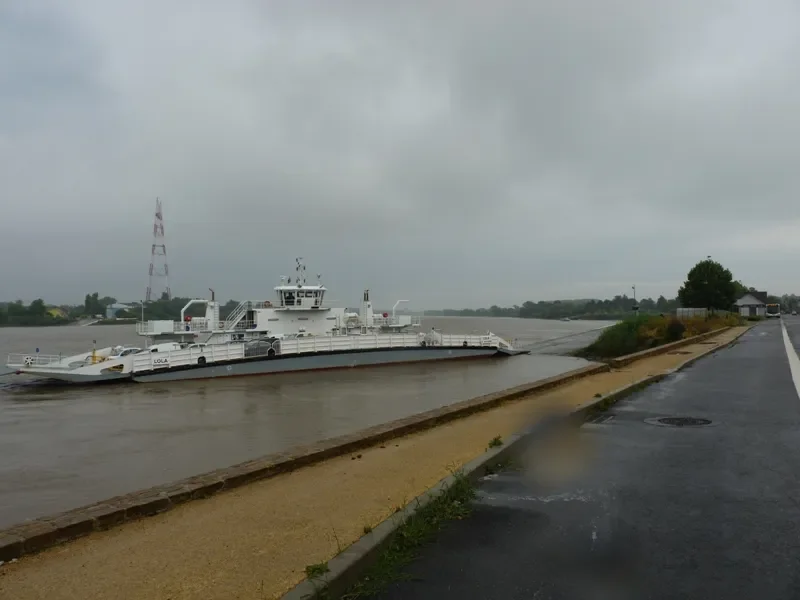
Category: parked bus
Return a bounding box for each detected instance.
[766,303,781,318]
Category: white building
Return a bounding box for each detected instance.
[106,303,134,319]
[735,291,768,317]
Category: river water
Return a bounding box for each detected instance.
[0,317,608,528]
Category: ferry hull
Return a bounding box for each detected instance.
[132,346,500,383]
[10,368,132,384]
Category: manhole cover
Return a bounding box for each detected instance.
[645,416,715,428]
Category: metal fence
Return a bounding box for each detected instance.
[675,308,732,320]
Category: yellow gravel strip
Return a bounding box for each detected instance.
[0,327,746,600]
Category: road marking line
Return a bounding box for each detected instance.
[780,319,800,400]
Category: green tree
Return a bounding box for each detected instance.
[677,259,737,310]
[732,280,748,299]
[28,299,46,317]
[84,292,104,315]
[8,300,26,317]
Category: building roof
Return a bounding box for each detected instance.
[736,291,768,306]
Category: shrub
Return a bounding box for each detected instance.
[585,316,649,358]
[665,318,685,342]
[582,312,737,359]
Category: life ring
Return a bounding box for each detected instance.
[264,301,272,307]
[218,323,224,329]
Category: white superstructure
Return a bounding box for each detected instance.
[136,258,420,344]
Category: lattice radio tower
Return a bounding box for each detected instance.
[146,198,171,302]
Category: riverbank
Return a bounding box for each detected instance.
[0,327,747,600]
[89,318,137,326]
[575,313,741,360]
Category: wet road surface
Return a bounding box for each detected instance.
[376,321,800,599]
[0,317,608,528]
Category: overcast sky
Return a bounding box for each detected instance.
[2,1,800,309]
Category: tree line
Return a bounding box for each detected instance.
[1,258,794,326]
[0,294,243,326]
[429,259,791,320]
[424,295,681,320]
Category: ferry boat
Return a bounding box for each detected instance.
[6,259,524,384]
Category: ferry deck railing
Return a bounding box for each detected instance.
[7,353,69,368]
[130,332,512,373]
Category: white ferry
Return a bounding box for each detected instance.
[6,259,524,384]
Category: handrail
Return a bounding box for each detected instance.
[224,300,251,330]
[7,353,66,367]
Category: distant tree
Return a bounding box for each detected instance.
[220,299,240,319]
[732,280,748,299]
[677,259,737,310]
[518,301,537,319]
[639,297,656,311]
[8,300,26,317]
[28,299,46,317]
[781,294,799,312]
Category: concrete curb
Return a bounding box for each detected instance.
[0,326,740,564]
[280,325,750,600]
[608,327,730,368]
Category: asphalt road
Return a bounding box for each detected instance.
[377,320,800,600]
[779,313,800,356]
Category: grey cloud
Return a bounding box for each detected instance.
[2,0,800,308]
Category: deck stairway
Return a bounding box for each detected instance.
[223,301,251,330]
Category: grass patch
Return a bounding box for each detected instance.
[487,435,503,449]
[576,313,742,359]
[305,562,330,579]
[341,472,476,599]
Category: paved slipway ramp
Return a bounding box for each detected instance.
[376,320,800,600]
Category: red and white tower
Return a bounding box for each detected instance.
[146,198,171,302]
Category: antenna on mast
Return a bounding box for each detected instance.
[295,257,306,286]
